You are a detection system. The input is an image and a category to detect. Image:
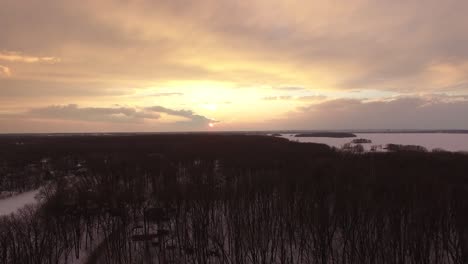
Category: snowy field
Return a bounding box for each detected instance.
[0,189,41,216]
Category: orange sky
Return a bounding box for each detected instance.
[1,0,468,132]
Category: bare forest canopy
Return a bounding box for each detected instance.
[1,134,468,264]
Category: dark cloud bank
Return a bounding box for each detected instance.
[2,104,215,127]
[275,95,468,130]
[1,96,468,132]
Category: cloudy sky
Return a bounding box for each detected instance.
[1,0,468,132]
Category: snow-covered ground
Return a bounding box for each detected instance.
[0,188,41,216]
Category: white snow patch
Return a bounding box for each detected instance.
[0,189,41,216]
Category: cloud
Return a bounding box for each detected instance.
[147,92,183,97]
[3,0,468,94]
[274,87,305,91]
[0,65,11,77]
[0,79,131,98]
[275,95,468,129]
[297,95,327,101]
[27,104,159,123]
[0,0,142,52]
[0,51,60,63]
[0,104,216,129]
[262,95,326,101]
[2,0,468,132]
[145,106,217,126]
[262,96,293,101]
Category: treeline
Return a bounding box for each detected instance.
[0,134,468,263]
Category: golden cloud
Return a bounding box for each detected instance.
[0,51,60,63]
[0,65,11,77]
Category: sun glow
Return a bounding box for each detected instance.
[202,104,218,111]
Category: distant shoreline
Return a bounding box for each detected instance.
[1,129,468,137]
[295,132,357,138]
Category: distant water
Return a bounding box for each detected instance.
[281,133,468,152]
[0,189,41,216]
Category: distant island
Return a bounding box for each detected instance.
[351,138,372,144]
[295,132,357,138]
[385,143,428,152]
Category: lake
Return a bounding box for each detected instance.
[281,133,468,152]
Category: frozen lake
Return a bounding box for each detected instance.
[0,189,41,216]
[281,133,468,152]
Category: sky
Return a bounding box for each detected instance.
[1,0,468,132]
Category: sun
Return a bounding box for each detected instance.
[209,123,214,128]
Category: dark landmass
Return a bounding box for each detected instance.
[385,143,428,152]
[295,132,357,138]
[352,138,372,144]
[1,134,468,264]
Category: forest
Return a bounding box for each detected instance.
[0,134,468,264]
